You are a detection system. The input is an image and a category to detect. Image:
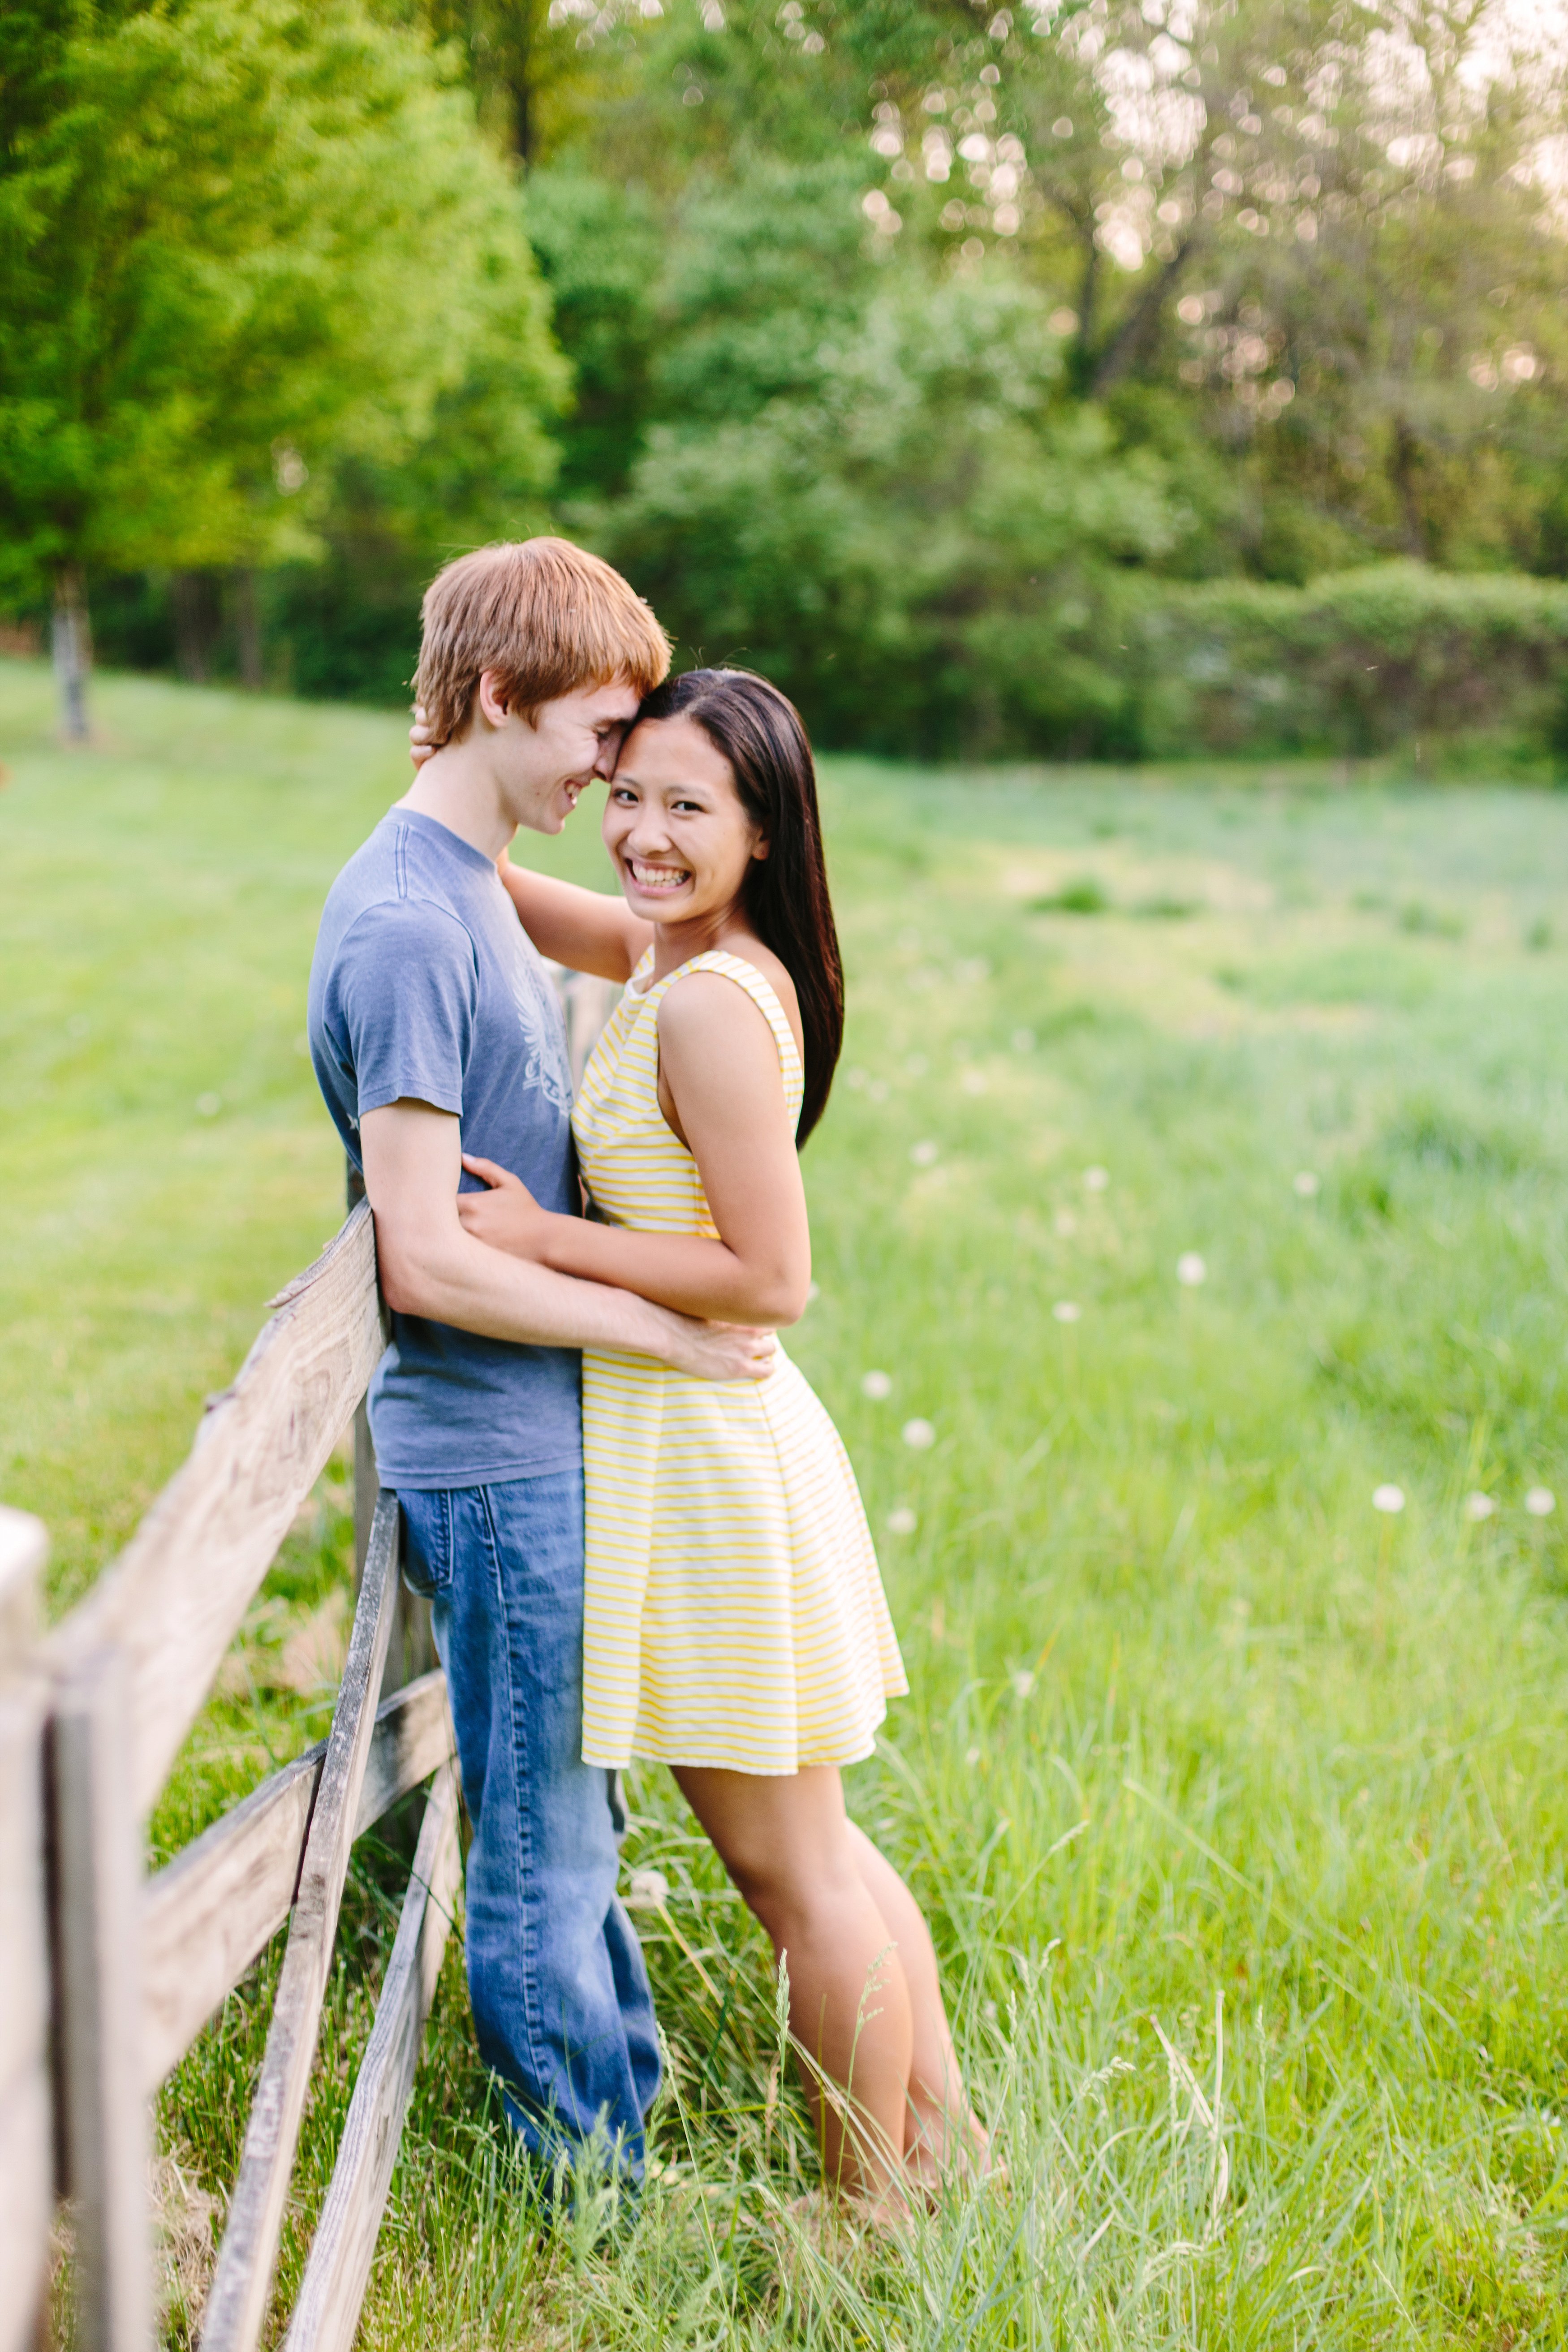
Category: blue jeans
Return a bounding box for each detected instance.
[398,1471,660,2176]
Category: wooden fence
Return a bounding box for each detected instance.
[4,965,622,2352]
[4,1199,456,2352]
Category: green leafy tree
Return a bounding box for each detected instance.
[590,264,1176,752]
[0,0,561,729]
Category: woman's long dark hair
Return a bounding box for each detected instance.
[633,668,844,1144]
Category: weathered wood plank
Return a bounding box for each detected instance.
[51,1644,153,2352]
[282,1760,461,2352]
[51,1205,383,1820]
[550,962,622,1090]
[0,1506,50,2352]
[0,1503,45,1663]
[0,2065,52,2352]
[0,1681,50,2150]
[198,1495,400,2352]
[142,1670,453,2090]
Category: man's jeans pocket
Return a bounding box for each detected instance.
[398,1490,452,1600]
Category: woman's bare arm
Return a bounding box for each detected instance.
[459,973,812,1325]
[362,1098,776,1380]
[497,853,652,981]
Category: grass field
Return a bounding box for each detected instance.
[4,655,1568,2348]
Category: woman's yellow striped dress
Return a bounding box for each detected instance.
[573,947,907,1774]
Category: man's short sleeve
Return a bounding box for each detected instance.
[327,898,478,1120]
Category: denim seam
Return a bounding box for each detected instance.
[476,1482,548,2101]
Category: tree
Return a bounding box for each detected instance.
[0,0,562,732]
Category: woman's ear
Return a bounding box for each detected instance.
[751,831,771,863]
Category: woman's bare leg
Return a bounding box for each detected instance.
[673,1765,913,2204]
[847,1826,990,2181]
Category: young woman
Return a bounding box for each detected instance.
[457,668,985,2207]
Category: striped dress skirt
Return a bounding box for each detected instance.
[571,946,906,1775]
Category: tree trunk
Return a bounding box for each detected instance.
[510,69,532,163]
[1389,417,1426,560]
[171,570,221,682]
[234,568,263,691]
[52,568,91,743]
[1073,237,1100,397]
[1091,231,1200,397]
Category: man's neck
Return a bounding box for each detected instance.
[397,740,515,863]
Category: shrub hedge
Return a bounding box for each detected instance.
[1132,565,1568,763]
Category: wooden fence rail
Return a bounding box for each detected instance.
[4,967,620,2350]
[4,1200,456,2352]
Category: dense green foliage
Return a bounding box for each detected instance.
[0,0,561,681]
[5,0,1568,745]
[5,661,1566,2341]
[1124,563,1568,762]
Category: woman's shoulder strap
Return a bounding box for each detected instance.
[657,950,803,1099]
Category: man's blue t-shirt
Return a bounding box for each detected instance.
[307,808,581,1490]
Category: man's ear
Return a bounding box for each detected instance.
[476,669,513,728]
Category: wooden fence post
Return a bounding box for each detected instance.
[198,1498,401,2352]
[51,1642,153,2352]
[0,1508,52,2352]
[17,1199,458,2350]
[282,1758,461,2352]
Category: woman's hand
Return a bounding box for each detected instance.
[409,702,439,771]
[457,1155,560,1261]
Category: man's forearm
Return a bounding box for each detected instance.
[379,1225,687,1361]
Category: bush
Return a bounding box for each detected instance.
[1135,565,1568,761]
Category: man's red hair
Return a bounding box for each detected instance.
[414,537,670,744]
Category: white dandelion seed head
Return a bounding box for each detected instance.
[1052,1300,1082,1323]
[1176,1252,1207,1287]
[961,1067,988,1095]
[195,1092,223,1119]
[1463,1491,1497,1521]
[887,1507,918,1535]
[1293,1170,1320,1197]
[626,1869,669,1910]
[868,1078,889,1102]
[1372,1484,1406,1514]
[902,1417,936,1450]
[1525,1486,1556,1518]
[965,1745,982,1766]
[1011,1670,1035,1697]
[910,1139,940,1167]
[1084,1165,1110,1192]
[1055,1208,1078,1236]
[861,1369,892,1400]
[1011,1027,1035,1053]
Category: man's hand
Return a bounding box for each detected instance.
[457,1150,777,1383]
[458,1154,555,1258]
[659,1318,778,1383]
[409,702,438,771]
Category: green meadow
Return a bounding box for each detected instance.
[4,655,1567,2348]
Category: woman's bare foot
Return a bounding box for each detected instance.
[903,2105,1002,2199]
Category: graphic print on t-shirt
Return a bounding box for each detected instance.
[507,930,572,1116]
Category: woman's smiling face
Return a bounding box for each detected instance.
[603,714,767,926]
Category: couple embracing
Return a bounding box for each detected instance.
[307,538,986,2214]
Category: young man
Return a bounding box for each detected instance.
[307,538,774,2179]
